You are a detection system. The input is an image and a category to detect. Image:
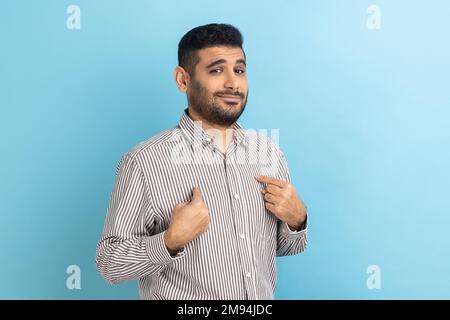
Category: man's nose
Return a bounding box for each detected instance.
[223,70,239,91]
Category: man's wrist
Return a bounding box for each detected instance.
[163,230,183,256]
[287,213,307,231]
[287,222,302,231]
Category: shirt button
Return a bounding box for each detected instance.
[240,233,245,239]
[234,194,240,200]
[246,272,251,278]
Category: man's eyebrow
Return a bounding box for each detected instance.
[236,59,246,66]
[205,58,246,69]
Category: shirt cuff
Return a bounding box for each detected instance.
[145,231,186,265]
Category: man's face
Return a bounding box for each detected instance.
[187,46,248,127]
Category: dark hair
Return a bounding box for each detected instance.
[178,23,245,77]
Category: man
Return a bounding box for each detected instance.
[96,23,308,300]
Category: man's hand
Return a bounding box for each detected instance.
[164,186,210,255]
[255,175,307,231]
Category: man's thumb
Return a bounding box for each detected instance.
[191,186,203,203]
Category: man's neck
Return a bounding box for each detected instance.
[187,107,234,154]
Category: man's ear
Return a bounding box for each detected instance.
[174,66,190,93]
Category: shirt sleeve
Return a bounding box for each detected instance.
[95,152,185,284]
[274,148,308,257]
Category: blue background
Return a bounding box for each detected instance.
[1,0,449,299]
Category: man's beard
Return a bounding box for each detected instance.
[188,78,248,127]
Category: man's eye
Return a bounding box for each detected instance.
[210,69,245,74]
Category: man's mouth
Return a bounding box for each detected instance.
[217,94,241,103]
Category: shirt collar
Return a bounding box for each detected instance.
[178,108,248,149]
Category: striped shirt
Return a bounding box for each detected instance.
[96,108,308,300]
